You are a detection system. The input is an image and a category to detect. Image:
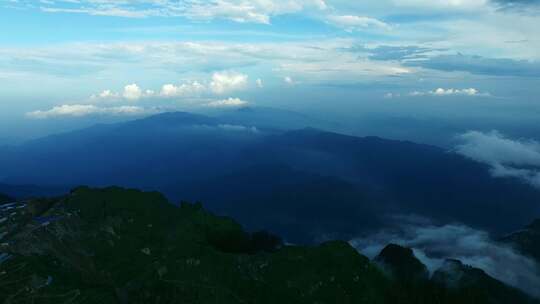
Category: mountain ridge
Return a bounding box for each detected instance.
[1,187,537,303]
[1,111,539,243]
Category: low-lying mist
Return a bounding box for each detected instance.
[350,215,540,297]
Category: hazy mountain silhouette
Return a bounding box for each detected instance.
[1,110,539,242]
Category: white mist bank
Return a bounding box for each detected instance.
[350,215,540,298]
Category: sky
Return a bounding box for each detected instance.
[0,0,539,144]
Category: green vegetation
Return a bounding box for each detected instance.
[0,187,537,303]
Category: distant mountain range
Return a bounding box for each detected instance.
[0,109,539,243]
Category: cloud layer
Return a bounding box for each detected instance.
[11,0,329,23]
[28,71,253,118]
[3,0,540,125]
[456,131,540,188]
[206,97,249,108]
[385,87,490,98]
[410,88,489,97]
[351,216,540,297]
[26,104,151,119]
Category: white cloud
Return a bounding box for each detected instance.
[93,89,120,100]
[26,104,149,119]
[456,130,540,188]
[122,83,143,100]
[326,15,391,31]
[408,87,490,97]
[432,87,482,96]
[160,81,206,97]
[206,97,249,107]
[218,124,259,133]
[490,163,540,187]
[210,71,248,94]
[20,0,328,24]
[277,47,413,82]
[457,131,540,167]
[392,0,489,11]
[256,78,264,88]
[89,72,248,103]
[7,0,540,64]
[171,0,329,24]
[0,40,417,90]
[91,84,154,102]
[184,1,271,24]
[27,104,99,119]
[284,76,295,85]
[40,6,151,18]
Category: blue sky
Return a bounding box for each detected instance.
[0,0,539,143]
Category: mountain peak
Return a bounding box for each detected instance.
[374,244,430,282]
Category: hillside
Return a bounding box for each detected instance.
[0,187,537,304]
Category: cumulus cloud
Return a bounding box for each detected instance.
[37,73,252,118]
[456,130,540,188]
[210,71,248,94]
[206,97,249,107]
[122,83,143,100]
[160,81,206,98]
[350,216,540,297]
[90,71,249,103]
[26,104,150,119]
[256,78,264,88]
[95,89,119,99]
[409,87,490,97]
[92,84,154,101]
[385,87,490,99]
[326,15,391,31]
